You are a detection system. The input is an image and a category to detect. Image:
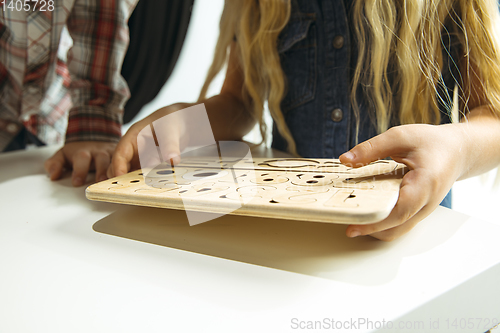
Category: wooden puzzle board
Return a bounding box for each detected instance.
[86,158,406,224]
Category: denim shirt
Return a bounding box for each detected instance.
[273,0,460,158]
[273,0,459,207]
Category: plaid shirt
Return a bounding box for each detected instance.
[0,0,137,151]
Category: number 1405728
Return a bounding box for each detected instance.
[1,0,54,11]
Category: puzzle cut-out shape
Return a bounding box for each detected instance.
[86,157,407,224]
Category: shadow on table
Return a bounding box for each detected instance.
[93,206,468,286]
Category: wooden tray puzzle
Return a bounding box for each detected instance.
[86,157,406,224]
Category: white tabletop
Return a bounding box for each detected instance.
[1,146,499,333]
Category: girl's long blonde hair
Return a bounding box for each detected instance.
[198,0,500,155]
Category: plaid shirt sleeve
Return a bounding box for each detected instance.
[65,0,136,143]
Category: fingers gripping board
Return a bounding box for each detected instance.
[86,158,406,224]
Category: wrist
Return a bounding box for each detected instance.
[451,111,500,180]
[449,123,472,181]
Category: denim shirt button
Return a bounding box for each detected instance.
[331,108,343,122]
[332,35,345,49]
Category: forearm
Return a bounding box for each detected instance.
[142,93,256,143]
[456,106,500,180]
[204,93,256,141]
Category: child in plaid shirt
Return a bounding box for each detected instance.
[0,0,136,186]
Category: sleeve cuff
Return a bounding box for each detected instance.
[65,106,122,143]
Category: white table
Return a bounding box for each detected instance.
[1,146,499,333]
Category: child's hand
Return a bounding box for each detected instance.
[105,120,143,178]
[45,141,117,186]
[107,103,191,178]
[339,124,464,241]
